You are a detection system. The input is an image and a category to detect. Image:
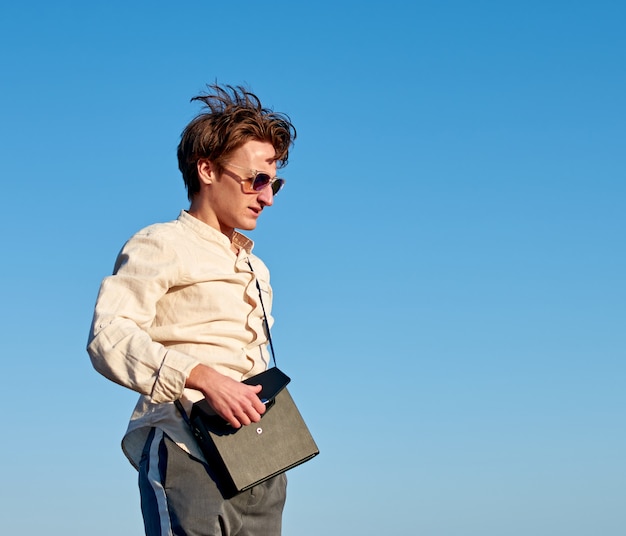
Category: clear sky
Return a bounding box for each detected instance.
[1,1,624,534]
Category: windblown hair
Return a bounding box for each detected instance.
[177,84,297,201]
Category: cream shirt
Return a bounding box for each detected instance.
[87,210,273,468]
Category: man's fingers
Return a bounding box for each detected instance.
[220,389,266,428]
[198,372,269,427]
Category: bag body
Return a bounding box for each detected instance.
[189,368,319,497]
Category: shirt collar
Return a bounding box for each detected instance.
[178,210,255,253]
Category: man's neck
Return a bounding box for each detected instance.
[187,205,235,243]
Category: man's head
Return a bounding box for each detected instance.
[177,84,296,202]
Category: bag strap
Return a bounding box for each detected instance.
[246,257,277,367]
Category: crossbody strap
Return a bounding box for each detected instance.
[246,257,277,367]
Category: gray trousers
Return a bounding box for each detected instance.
[138,428,287,536]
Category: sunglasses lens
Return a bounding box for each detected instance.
[251,174,285,196]
[271,179,285,195]
[252,173,272,191]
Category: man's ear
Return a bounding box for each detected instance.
[197,159,215,185]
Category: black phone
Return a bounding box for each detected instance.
[242,367,291,406]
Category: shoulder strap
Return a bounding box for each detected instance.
[246,258,277,367]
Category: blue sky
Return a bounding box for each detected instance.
[1,1,624,534]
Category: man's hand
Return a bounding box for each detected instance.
[185,364,266,428]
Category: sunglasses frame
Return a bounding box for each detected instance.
[222,162,286,196]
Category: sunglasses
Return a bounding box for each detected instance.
[222,162,286,196]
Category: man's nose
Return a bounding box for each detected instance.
[258,184,274,207]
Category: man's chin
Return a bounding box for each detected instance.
[238,221,257,232]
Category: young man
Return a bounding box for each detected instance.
[87,84,297,535]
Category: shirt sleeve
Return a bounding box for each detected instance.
[86,229,199,403]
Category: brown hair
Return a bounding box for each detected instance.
[177,84,297,201]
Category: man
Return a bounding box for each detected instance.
[87,84,297,535]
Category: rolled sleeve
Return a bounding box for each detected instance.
[87,225,199,402]
[152,348,199,403]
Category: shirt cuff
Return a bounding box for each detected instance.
[151,349,199,403]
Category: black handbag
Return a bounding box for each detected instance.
[175,260,319,498]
